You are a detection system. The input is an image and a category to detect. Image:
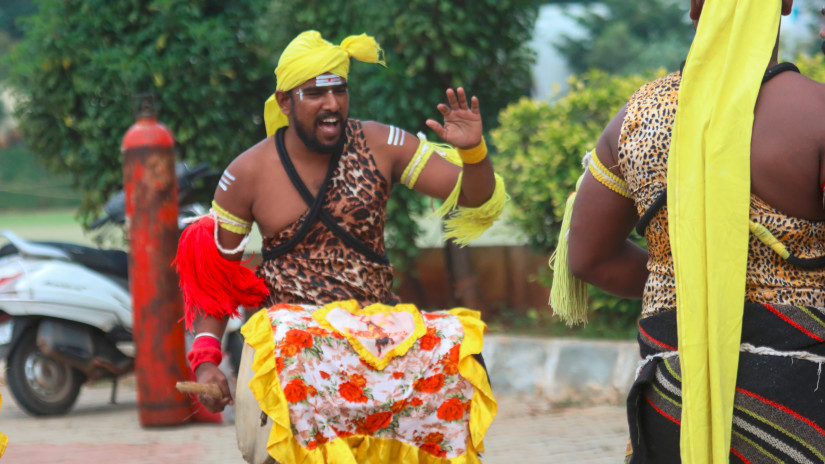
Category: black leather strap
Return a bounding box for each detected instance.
[262,127,389,265]
[635,189,667,237]
[261,127,341,261]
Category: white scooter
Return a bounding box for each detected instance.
[0,162,245,416]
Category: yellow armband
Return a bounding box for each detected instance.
[211,200,253,235]
[400,138,462,189]
[587,151,631,198]
[401,137,506,245]
[456,137,487,164]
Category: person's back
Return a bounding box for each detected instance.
[564,1,825,462]
[614,65,825,316]
[751,69,825,221]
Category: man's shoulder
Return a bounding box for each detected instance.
[225,136,277,177]
[790,71,825,99]
[634,72,681,100]
[356,119,418,150]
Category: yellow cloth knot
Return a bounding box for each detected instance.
[264,30,386,136]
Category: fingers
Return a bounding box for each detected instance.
[444,88,456,110]
[425,119,446,138]
[198,393,231,413]
[470,95,480,114]
[442,87,477,113]
[196,379,233,412]
[436,102,450,117]
[193,362,234,412]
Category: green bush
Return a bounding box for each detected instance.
[6,0,273,224]
[491,69,668,331]
[795,53,825,81]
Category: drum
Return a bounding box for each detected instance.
[233,302,494,464]
[235,342,277,464]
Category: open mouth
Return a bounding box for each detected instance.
[317,116,341,134]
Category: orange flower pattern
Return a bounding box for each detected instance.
[263,304,476,458]
[283,378,309,403]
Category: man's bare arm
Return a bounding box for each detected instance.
[567,106,649,298]
[378,88,496,207]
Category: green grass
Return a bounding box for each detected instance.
[0,208,96,246]
[0,143,82,211]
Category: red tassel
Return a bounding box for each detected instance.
[174,216,269,330]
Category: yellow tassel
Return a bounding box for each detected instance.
[434,173,508,246]
[549,174,589,326]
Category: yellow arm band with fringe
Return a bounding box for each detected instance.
[211,200,253,235]
[456,137,487,165]
[587,150,630,198]
[548,172,589,326]
[400,137,506,245]
[433,173,508,246]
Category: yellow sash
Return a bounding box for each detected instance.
[668,1,780,462]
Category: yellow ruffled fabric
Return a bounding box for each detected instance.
[311,300,427,370]
[241,306,496,464]
[0,391,7,457]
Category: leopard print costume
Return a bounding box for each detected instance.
[256,119,395,306]
[617,72,825,317]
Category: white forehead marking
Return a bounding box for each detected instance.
[315,73,343,87]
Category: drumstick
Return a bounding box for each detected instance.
[175,381,223,399]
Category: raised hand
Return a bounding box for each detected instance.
[425,87,483,150]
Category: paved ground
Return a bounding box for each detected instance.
[0,379,628,464]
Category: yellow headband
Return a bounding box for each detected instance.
[263,30,386,137]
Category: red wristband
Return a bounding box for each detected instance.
[187,336,222,372]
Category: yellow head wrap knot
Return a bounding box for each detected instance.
[263,30,386,137]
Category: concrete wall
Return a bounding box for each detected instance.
[482,335,638,403]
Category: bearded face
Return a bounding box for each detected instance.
[286,75,350,156]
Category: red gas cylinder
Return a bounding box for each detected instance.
[121,93,191,427]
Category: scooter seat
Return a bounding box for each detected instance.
[34,242,129,281]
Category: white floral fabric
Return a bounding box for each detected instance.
[265,303,475,458]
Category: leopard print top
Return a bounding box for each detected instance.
[617,72,825,316]
[256,119,394,306]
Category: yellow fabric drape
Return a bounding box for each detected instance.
[263,30,385,137]
[667,1,780,462]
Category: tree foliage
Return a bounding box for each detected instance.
[6,0,273,224]
[491,69,667,326]
[263,0,541,271]
[556,0,694,75]
[0,0,36,40]
[7,0,539,278]
[795,52,825,81]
